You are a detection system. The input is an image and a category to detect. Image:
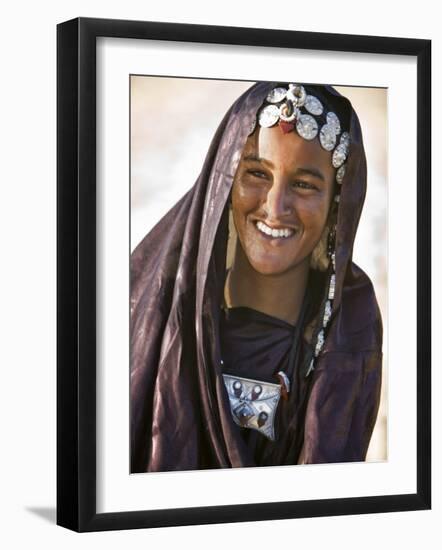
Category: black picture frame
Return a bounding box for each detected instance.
[57,17,431,532]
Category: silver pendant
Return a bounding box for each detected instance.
[222,373,281,441]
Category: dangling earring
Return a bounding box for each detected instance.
[305,222,337,377]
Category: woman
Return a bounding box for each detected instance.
[130,81,383,473]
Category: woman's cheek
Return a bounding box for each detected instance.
[299,196,330,226]
[233,182,262,212]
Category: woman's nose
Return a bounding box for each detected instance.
[263,182,292,222]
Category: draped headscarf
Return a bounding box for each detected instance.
[130,82,383,473]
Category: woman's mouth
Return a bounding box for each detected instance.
[255,220,295,239]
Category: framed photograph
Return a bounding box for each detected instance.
[57,17,431,532]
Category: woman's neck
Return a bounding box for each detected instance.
[225,245,310,326]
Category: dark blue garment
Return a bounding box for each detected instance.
[220,306,295,384]
[220,306,310,466]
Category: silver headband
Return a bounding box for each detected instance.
[251,84,350,187]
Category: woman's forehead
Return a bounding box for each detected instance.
[243,126,334,172]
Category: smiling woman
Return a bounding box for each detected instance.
[130,80,384,472]
[231,127,335,277]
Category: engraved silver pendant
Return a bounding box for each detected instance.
[222,374,282,441]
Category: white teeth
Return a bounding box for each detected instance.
[256,221,294,238]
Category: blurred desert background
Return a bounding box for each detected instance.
[130,76,387,462]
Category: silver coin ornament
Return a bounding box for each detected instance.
[340,131,350,148]
[319,124,337,151]
[258,104,280,128]
[315,329,325,356]
[287,84,307,107]
[327,111,341,135]
[304,94,324,116]
[336,164,346,185]
[328,274,336,300]
[266,87,287,104]
[323,300,332,327]
[296,114,319,140]
[279,102,299,123]
[332,143,348,168]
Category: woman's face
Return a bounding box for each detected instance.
[231,125,336,276]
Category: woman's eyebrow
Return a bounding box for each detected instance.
[294,166,325,182]
[243,154,273,167]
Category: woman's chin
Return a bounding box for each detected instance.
[248,257,296,277]
[246,250,311,277]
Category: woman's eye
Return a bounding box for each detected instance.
[247,170,268,179]
[292,180,317,191]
